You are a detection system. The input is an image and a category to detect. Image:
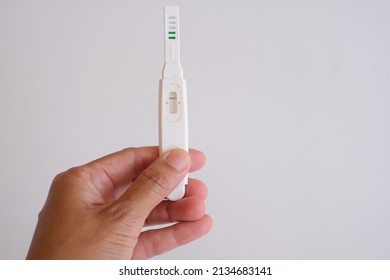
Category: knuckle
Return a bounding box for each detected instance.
[65,166,93,181]
[37,208,45,220]
[50,166,93,193]
[51,171,66,185]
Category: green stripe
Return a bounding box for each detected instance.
[168,36,176,39]
[168,31,176,34]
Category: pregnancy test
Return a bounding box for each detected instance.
[159,6,188,201]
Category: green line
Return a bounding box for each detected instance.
[168,36,176,39]
[168,31,176,34]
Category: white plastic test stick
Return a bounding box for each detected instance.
[159,6,188,201]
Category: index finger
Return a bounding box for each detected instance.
[87,146,205,188]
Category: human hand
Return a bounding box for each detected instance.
[26,147,212,259]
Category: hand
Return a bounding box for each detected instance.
[26,147,212,259]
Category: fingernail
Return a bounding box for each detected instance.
[164,149,190,171]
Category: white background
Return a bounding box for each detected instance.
[0,0,389,259]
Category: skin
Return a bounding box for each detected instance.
[26,147,212,259]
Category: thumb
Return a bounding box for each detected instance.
[116,149,191,220]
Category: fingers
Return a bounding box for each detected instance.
[145,197,205,226]
[76,147,205,204]
[184,178,208,199]
[87,147,159,189]
[132,215,213,259]
[188,149,206,172]
[144,179,208,226]
[86,147,205,188]
[115,149,191,222]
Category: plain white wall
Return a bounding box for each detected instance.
[1,0,389,259]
